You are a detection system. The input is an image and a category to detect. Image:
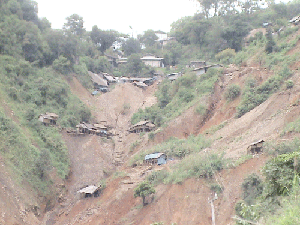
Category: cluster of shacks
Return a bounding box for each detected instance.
[89,71,156,94]
[76,122,110,137]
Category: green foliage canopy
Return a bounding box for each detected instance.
[134,181,155,206]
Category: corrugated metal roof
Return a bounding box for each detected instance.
[39,113,59,120]
[82,122,95,130]
[94,124,107,129]
[145,153,165,160]
[46,112,59,118]
[90,73,108,87]
[77,185,100,194]
[249,140,264,146]
[134,82,148,87]
[133,121,150,126]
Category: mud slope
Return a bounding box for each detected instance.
[49,59,300,225]
[42,78,158,224]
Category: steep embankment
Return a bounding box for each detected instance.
[46,41,300,224]
[42,77,158,224]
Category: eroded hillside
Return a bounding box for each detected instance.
[37,46,300,225]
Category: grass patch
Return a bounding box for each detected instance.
[112,171,127,179]
[164,152,226,184]
[282,117,300,135]
[236,65,293,118]
[130,140,141,153]
[129,134,211,166]
[131,68,222,127]
[230,154,253,168]
[205,121,228,135]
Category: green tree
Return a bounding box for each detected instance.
[242,173,263,205]
[20,20,44,62]
[134,181,155,206]
[139,29,158,48]
[125,53,145,77]
[63,14,85,37]
[263,152,300,198]
[265,28,275,53]
[20,0,38,23]
[90,25,118,54]
[37,17,51,33]
[122,37,141,56]
[62,14,86,64]
[221,15,250,51]
[225,84,241,101]
[44,29,65,65]
[52,55,72,75]
[215,48,236,64]
[163,41,183,66]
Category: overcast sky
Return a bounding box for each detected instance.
[35,0,200,36]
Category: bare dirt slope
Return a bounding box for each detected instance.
[49,65,300,225]
[41,78,158,224]
[44,38,300,225]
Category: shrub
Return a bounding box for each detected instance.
[134,181,155,206]
[210,183,223,193]
[146,170,169,186]
[236,75,281,118]
[165,152,225,184]
[52,56,72,75]
[195,104,207,115]
[215,48,236,64]
[129,134,211,166]
[148,132,155,141]
[242,173,263,205]
[225,84,241,101]
[285,80,293,89]
[263,152,300,198]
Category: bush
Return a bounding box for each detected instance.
[129,134,211,166]
[134,181,155,206]
[225,84,241,101]
[146,170,169,186]
[242,174,263,205]
[52,56,72,75]
[195,104,207,115]
[285,80,294,89]
[236,75,282,118]
[131,68,221,127]
[215,48,236,64]
[263,152,300,198]
[164,152,225,184]
[210,183,223,193]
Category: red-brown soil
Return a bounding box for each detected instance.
[2,34,300,225]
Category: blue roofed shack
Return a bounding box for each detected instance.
[144,153,167,165]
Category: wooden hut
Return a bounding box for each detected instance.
[144,153,167,165]
[128,121,155,133]
[76,122,97,134]
[38,112,59,125]
[247,140,264,154]
[77,185,101,198]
